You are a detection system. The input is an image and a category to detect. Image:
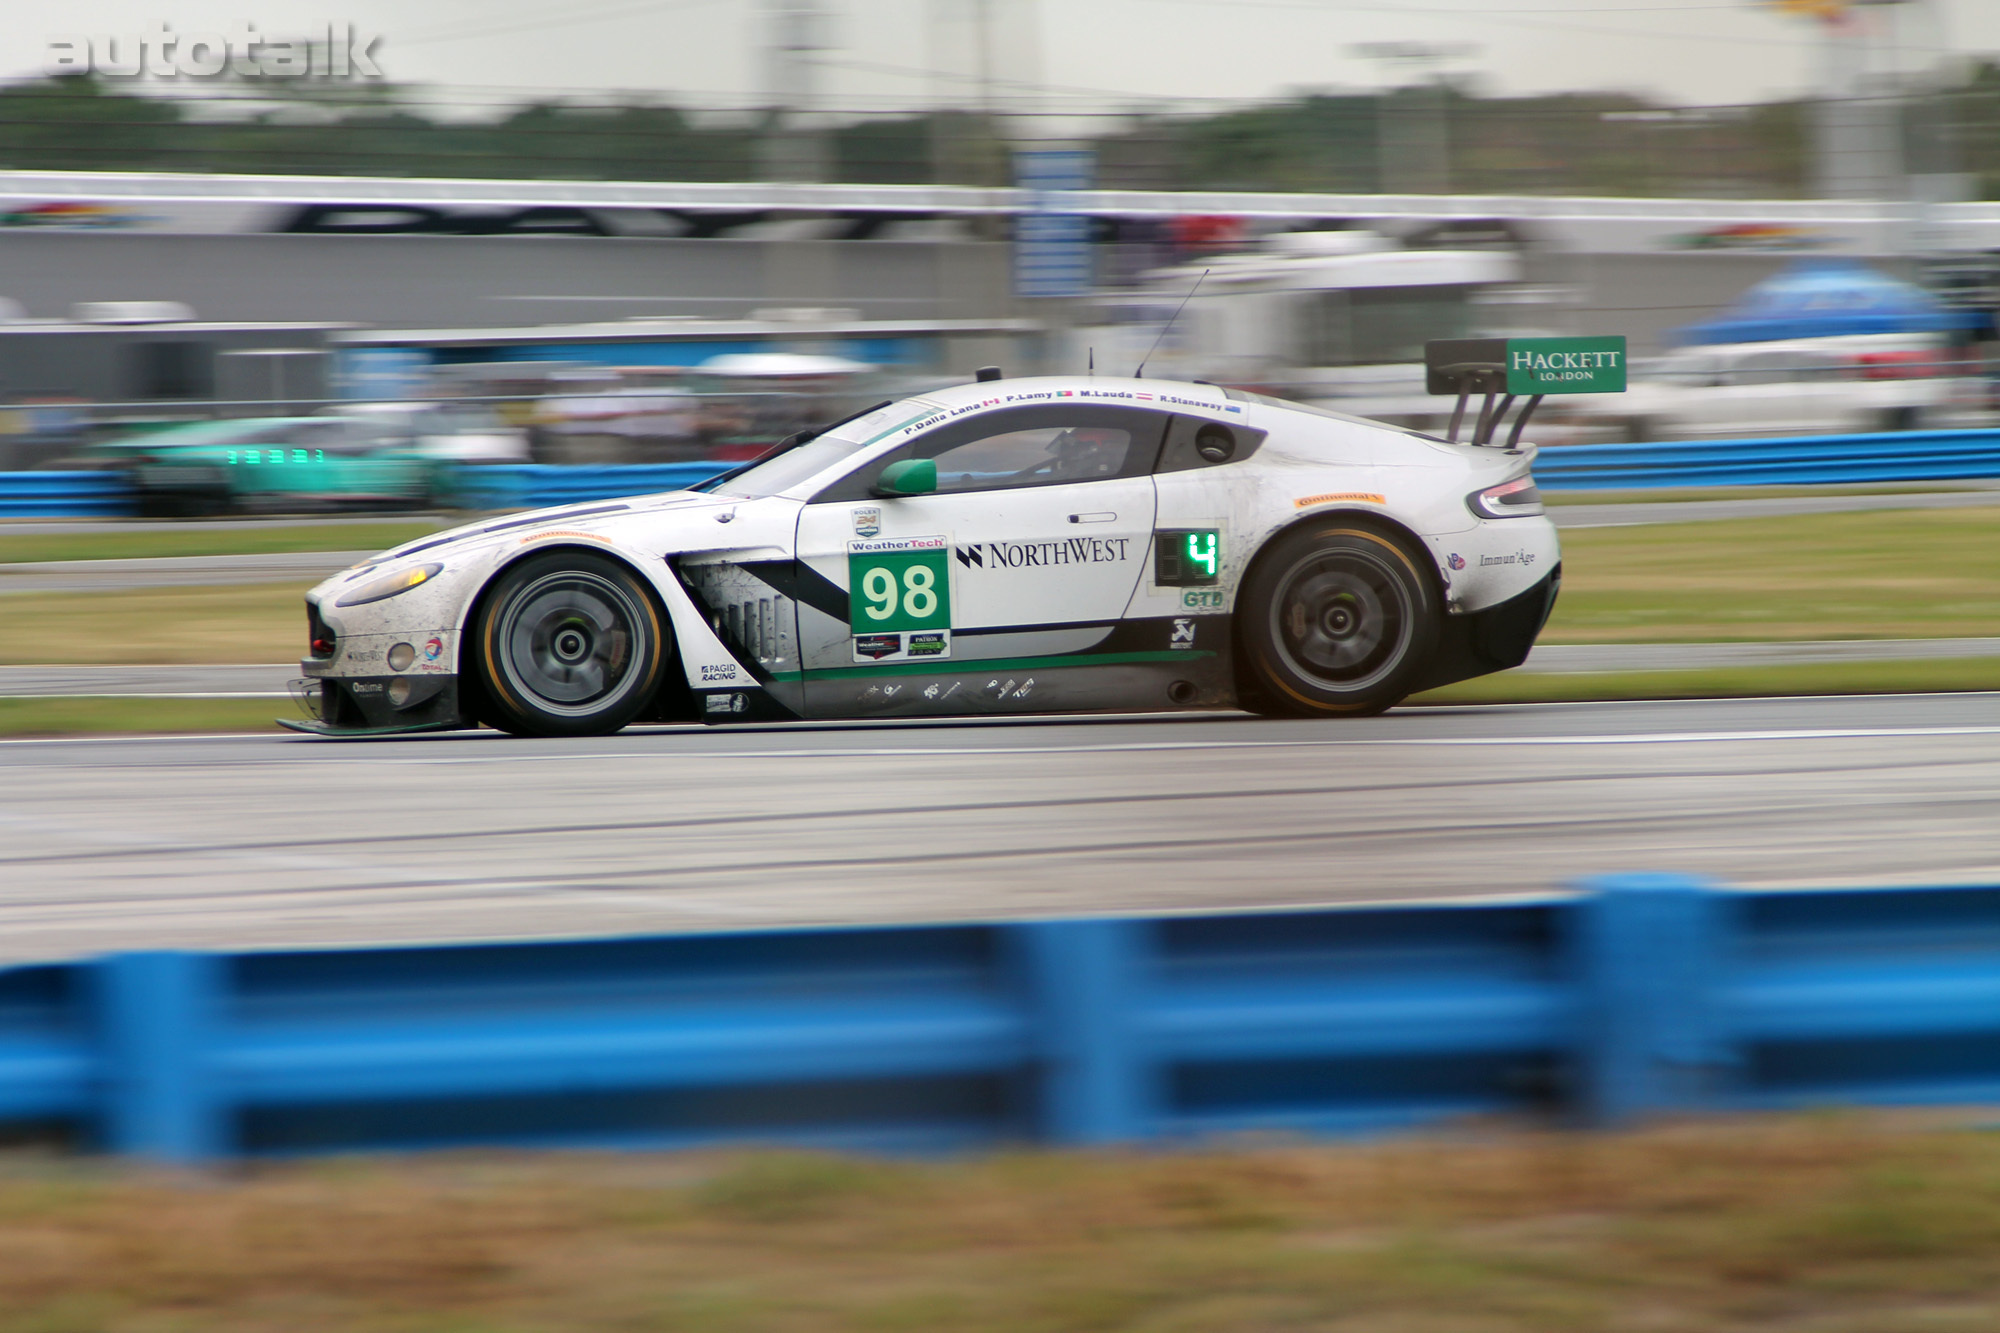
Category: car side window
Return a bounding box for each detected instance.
[1155,414,1268,473]
[814,404,1170,503]
[929,423,1136,491]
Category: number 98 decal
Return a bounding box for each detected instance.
[847,536,952,633]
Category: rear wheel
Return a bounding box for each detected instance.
[474,551,667,737]
[1237,524,1438,718]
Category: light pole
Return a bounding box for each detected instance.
[760,0,828,183]
[1350,41,1478,195]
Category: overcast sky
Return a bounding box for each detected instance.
[7,0,1998,115]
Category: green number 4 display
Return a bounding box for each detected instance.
[848,537,952,633]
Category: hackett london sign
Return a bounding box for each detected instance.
[1424,336,1628,397]
[1504,336,1626,395]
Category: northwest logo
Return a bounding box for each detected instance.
[955,537,1132,569]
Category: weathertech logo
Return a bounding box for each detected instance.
[955,537,1132,569]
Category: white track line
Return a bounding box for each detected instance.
[364,725,2000,765]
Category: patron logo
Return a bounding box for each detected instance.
[851,506,881,538]
[422,637,444,661]
[1479,549,1538,568]
[955,536,1131,570]
[851,629,952,664]
[699,663,741,682]
[1170,619,1196,649]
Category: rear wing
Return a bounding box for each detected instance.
[1425,336,1627,447]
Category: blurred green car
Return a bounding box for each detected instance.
[87,416,453,516]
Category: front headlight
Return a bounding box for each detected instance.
[1467,476,1544,520]
[334,562,444,607]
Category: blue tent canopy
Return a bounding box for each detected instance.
[1674,259,1976,345]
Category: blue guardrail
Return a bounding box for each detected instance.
[8,875,2000,1162]
[6,427,2000,516]
[1530,427,2000,490]
[0,471,134,518]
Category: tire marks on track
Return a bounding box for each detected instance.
[3,707,1998,960]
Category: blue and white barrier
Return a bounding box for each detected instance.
[0,471,133,518]
[1531,427,2000,490]
[6,427,2000,516]
[9,875,2000,1161]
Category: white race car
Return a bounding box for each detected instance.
[285,375,1559,737]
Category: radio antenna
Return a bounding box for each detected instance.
[1134,268,1208,379]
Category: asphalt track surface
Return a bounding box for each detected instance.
[4,693,1998,963]
[8,637,2000,699]
[0,549,369,593]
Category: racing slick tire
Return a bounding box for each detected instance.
[1237,522,1439,718]
[473,551,668,737]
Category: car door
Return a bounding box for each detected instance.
[792,402,1169,714]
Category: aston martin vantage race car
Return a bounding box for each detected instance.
[284,375,1559,737]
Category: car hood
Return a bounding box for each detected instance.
[356,488,764,570]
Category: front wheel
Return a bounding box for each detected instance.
[1237,524,1439,717]
[473,551,668,737]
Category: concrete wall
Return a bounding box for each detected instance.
[0,230,1896,361]
[0,232,1018,330]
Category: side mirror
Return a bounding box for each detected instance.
[871,458,937,497]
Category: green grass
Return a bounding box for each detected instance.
[0,521,451,565]
[1412,657,2000,706]
[1,507,1996,732]
[1542,507,2000,643]
[0,697,287,737]
[0,584,302,665]
[9,1116,2000,1332]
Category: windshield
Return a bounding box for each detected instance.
[709,400,924,498]
[1303,285,1478,366]
[110,419,310,450]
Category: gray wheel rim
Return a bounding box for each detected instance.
[494,569,647,717]
[1269,547,1413,692]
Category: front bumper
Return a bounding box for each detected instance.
[283,672,466,736]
